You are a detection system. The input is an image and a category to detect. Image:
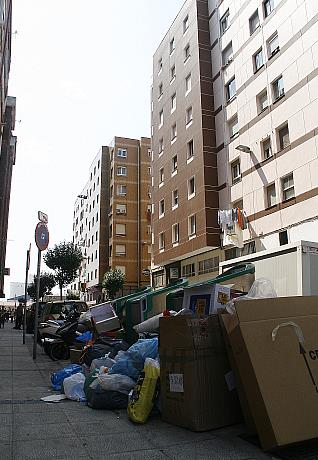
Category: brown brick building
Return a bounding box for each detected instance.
[72,137,152,302]
[151,0,220,286]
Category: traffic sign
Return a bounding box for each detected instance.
[35,222,49,251]
[38,211,48,224]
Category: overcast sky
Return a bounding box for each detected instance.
[5,0,183,297]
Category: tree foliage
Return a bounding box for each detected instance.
[102,269,125,300]
[44,241,83,299]
[27,272,56,301]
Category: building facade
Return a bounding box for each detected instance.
[0,0,15,298]
[72,137,152,302]
[151,0,220,287]
[151,0,318,286]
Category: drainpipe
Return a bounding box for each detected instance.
[137,144,141,288]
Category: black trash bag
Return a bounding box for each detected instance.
[94,338,129,359]
[82,344,114,366]
[87,387,128,410]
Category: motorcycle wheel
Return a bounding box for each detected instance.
[49,343,70,361]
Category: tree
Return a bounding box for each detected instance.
[27,272,56,301]
[102,269,125,300]
[44,241,83,300]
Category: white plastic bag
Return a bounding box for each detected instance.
[90,354,116,372]
[97,373,136,394]
[226,278,277,314]
[63,372,86,402]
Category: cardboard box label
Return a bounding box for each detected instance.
[169,374,184,393]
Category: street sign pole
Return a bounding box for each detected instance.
[23,244,31,345]
[33,216,49,360]
[32,249,41,360]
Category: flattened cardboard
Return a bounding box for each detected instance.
[159,315,242,431]
[221,296,318,450]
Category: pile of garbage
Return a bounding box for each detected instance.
[50,337,160,424]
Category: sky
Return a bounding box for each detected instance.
[5,0,183,298]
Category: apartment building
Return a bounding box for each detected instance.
[72,137,152,302]
[151,0,318,286]
[151,0,220,287]
[0,0,15,298]
[209,0,318,259]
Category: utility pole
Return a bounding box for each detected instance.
[22,243,31,344]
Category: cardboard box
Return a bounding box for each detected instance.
[221,296,318,450]
[90,302,120,333]
[182,284,230,316]
[70,348,82,364]
[159,315,242,431]
[95,316,120,333]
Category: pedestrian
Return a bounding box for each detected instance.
[0,310,5,328]
[14,303,23,330]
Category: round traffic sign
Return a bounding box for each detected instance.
[35,222,49,251]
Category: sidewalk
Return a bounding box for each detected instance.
[0,322,274,460]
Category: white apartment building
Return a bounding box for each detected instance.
[209,0,318,257]
[72,147,110,302]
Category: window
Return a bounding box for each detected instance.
[158,57,163,74]
[115,244,126,256]
[188,176,195,198]
[159,199,165,217]
[266,183,276,207]
[231,159,241,184]
[249,10,260,35]
[170,37,175,55]
[187,139,194,159]
[98,160,100,169]
[95,269,98,279]
[184,44,190,62]
[267,33,279,58]
[92,235,94,245]
[96,232,98,241]
[117,148,127,158]
[226,77,236,101]
[159,232,165,250]
[281,174,295,201]
[148,166,152,176]
[87,273,89,282]
[263,0,275,18]
[116,204,126,215]
[172,189,178,208]
[116,224,126,236]
[172,155,178,173]
[172,223,179,244]
[198,257,219,275]
[188,214,196,236]
[159,110,163,127]
[97,177,99,185]
[253,48,264,72]
[159,167,164,184]
[171,93,176,113]
[186,106,193,125]
[116,266,126,275]
[110,168,114,179]
[228,115,239,138]
[185,73,191,94]
[117,166,127,176]
[158,83,163,99]
[279,230,288,246]
[171,123,177,142]
[159,138,164,154]
[97,194,99,203]
[220,9,229,35]
[262,137,272,159]
[170,65,176,82]
[222,42,233,67]
[272,75,284,101]
[117,184,127,196]
[183,15,189,33]
[278,124,290,151]
[182,263,195,277]
[257,90,268,113]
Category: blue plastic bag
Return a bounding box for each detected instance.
[76,331,93,343]
[51,364,82,391]
[109,338,158,381]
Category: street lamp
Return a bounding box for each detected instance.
[235,144,252,154]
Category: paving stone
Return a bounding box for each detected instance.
[13,421,75,441]
[81,432,153,456]
[14,410,64,426]
[13,437,89,460]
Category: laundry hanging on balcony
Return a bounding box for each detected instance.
[218,208,248,249]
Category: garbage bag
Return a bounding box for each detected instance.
[51,364,82,391]
[86,387,128,410]
[97,373,136,394]
[84,369,99,401]
[226,278,277,314]
[90,355,116,372]
[82,340,129,366]
[127,358,160,424]
[63,373,86,402]
[109,338,158,380]
[75,331,93,343]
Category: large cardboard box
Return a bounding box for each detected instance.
[221,296,318,450]
[159,315,242,431]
